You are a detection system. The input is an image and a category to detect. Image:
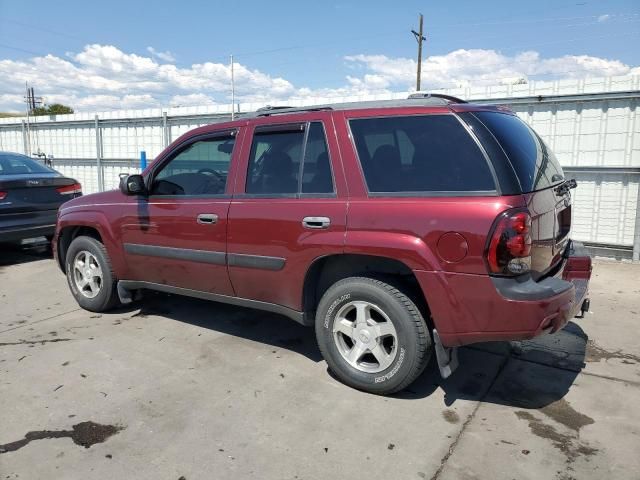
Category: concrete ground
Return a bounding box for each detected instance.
[1,244,639,480]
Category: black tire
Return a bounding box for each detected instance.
[315,276,432,395]
[65,235,121,312]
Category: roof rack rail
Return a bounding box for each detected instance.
[407,93,467,104]
[248,95,469,118]
[255,105,334,117]
[256,105,293,113]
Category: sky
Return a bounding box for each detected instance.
[0,0,639,112]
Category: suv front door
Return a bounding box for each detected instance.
[227,114,348,311]
[119,129,241,295]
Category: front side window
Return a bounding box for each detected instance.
[151,134,235,196]
[349,115,495,193]
[246,122,334,195]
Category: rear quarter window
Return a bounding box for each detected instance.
[472,111,564,192]
[349,114,496,194]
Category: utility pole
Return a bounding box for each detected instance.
[24,83,32,156]
[230,54,235,121]
[411,14,426,91]
[23,83,44,157]
[24,83,43,113]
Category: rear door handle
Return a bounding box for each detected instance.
[197,213,218,225]
[302,216,331,229]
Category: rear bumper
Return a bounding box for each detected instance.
[0,209,58,242]
[416,241,591,347]
[0,219,56,242]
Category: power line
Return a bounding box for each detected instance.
[1,16,638,112]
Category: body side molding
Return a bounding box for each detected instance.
[227,253,286,271]
[124,243,226,265]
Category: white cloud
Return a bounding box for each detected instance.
[0,43,638,112]
[169,93,216,107]
[146,46,176,63]
[343,49,636,91]
[598,14,611,22]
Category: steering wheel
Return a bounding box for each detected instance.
[197,168,225,182]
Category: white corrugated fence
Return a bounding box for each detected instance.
[1,75,639,259]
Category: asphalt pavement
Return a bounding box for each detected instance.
[1,244,639,480]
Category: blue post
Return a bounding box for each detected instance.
[140,150,147,170]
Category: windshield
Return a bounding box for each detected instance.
[473,111,564,192]
[0,153,55,175]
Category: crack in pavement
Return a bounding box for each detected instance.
[429,352,512,480]
[0,338,72,347]
[0,308,81,335]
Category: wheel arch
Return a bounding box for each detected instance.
[302,253,433,329]
[56,212,122,276]
[57,225,104,273]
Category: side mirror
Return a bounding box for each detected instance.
[120,174,147,196]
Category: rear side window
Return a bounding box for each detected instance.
[349,115,495,193]
[473,111,564,192]
[246,122,334,195]
[246,129,303,194]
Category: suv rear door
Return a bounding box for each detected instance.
[118,129,241,295]
[227,113,347,311]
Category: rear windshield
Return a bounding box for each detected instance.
[473,111,564,192]
[0,153,54,175]
[349,115,495,193]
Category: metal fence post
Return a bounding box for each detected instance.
[162,111,169,148]
[95,115,104,192]
[21,120,28,155]
[634,184,640,262]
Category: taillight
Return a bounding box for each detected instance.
[486,210,532,275]
[57,183,82,195]
[0,191,6,200]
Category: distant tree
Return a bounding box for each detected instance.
[47,103,74,114]
[31,103,74,116]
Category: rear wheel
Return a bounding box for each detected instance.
[65,236,120,312]
[315,277,432,395]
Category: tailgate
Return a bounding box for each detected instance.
[469,111,571,280]
[526,185,572,280]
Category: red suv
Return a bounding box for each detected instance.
[53,94,592,394]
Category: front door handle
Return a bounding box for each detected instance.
[197,213,218,225]
[302,216,331,229]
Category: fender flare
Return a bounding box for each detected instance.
[57,210,126,277]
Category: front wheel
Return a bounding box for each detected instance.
[315,277,432,395]
[65,235,121,312]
